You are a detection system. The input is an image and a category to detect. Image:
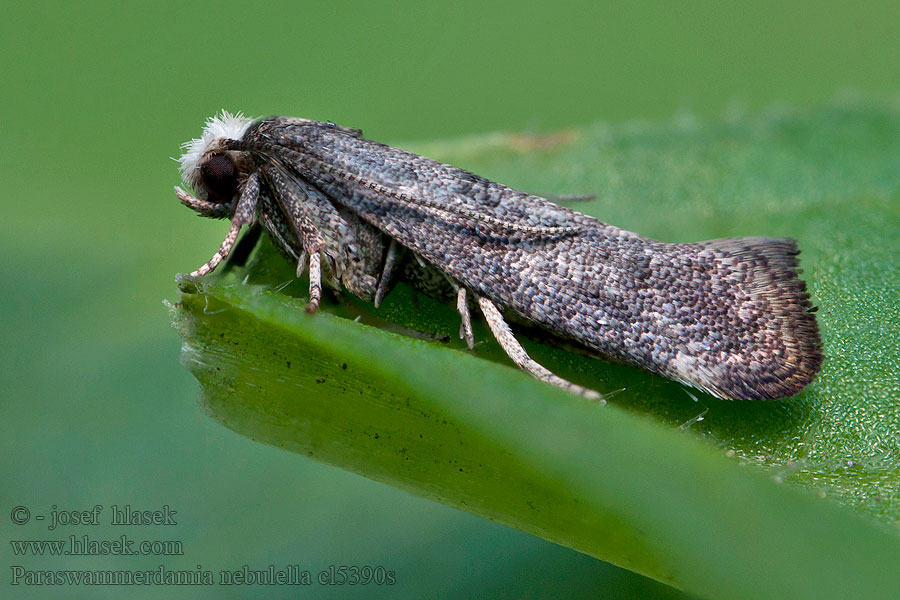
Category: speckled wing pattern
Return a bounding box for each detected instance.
[231,118,822,400]
[180,115,822,400]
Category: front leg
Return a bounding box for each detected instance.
[181,172,260,278]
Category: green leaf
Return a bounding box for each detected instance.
[172,99,900,599]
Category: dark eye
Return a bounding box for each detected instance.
[200,153,238,204]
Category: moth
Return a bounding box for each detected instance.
[176,111,822,401]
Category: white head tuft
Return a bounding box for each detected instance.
[178,110,253,187]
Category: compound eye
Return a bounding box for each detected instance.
[200,153,238,204]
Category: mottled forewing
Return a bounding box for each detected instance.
[243,118,821,399]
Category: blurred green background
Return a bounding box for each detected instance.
[3,1,900,598]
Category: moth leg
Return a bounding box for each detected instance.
[185,172,260,277]
[260,163,343,312]
[175,186,232,218]
[189,222,242,277]
[476,296,604,402]
[225,224,262,269]
[295,250,308,277]
[306,251,322,314]
[291,247,323,314]
[456,287,475,349]
[374,238,401,308]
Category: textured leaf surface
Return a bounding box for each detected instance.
[173,100,900,598]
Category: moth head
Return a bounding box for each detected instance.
[177,111,254,211]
